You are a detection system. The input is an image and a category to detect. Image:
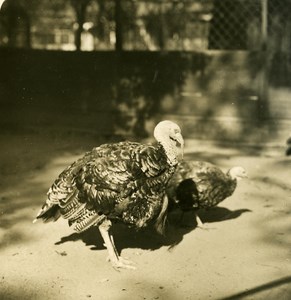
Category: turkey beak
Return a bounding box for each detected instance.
[238,172,248,180]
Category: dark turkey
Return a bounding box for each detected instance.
[166,161,247,227]
[34,120,184,269]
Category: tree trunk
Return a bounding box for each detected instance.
[158,3,165,50]
[115,0,123,52]
[75,16,84,51]
[71,0,90,51]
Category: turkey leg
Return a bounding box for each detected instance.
[195,212,215,230]
[98,219,136,270]
[195,213,204,227]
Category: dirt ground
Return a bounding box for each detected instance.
[0,132,291,300]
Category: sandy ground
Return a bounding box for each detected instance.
[0,132,291,300]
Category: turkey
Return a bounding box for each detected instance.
[33,120,184,269]
[166,161,247,227]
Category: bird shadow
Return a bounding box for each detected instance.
[54,223,191,253]
[54,207,251,253]
[198,207,252,223]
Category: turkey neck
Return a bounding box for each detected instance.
[158,140,179,166]
[226,170,238,181]
[226,170,238,190]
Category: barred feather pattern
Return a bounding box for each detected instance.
[167,161,237,210]
[38,141,176,233]
[112,166,175,229]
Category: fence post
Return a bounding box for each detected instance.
[258,0,269,122]
[261,0,268,50]
[115,0,123,52]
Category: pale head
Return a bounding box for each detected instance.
[154,120,184,147]
[228,166,248,180]
[153,120,184,165]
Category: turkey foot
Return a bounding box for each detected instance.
[196,223,216,230]
[108,233,136,270]
[99,220,136,270]
[106,255,136,270]
[195,214,216,230]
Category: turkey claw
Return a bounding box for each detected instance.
[107,256,136,270]
[197,224,216,230]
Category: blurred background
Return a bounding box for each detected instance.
[0,0,290,143]
[1,3,291,299]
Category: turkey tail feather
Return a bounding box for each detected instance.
[33,203,61,223]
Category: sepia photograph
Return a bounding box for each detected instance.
[0,0,290,299]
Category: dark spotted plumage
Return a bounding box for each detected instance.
[167,161,240,212]
[36,141,175,233]
[34,120,184,269]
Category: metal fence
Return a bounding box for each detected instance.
[1,0,290,52]
[120,0,290,52]
[122,0,262,51]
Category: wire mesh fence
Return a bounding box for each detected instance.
[121,0,260,51]
[0,0,290,52]
[267,0,291,54]
[119,0,290,52]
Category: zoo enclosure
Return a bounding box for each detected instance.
[0,0,290,143]
[1,0,289,52]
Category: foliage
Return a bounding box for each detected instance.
[112,53,189,136]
